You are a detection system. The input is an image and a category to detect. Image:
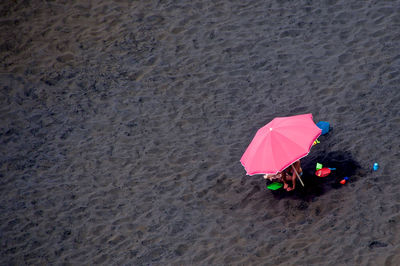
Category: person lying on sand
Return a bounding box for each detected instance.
[264,160,302,191]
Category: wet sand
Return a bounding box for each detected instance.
[1,0,400,264]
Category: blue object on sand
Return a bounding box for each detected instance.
[316,121,330,135]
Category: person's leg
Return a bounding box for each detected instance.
[291,173,296,190]
[283,181,289,190]
[280,172,289,190]
[283,174,294,191]
[284,173,296,191]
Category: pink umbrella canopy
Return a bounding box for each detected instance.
[240,114,322,175]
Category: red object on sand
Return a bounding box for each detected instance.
[240,114,321,175]
[340,179,346,184]
[315,168,331,177]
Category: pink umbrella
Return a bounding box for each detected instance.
[240,114,321,183]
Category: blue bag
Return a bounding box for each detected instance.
[316,121,330,135]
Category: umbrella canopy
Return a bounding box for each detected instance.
[240,114,321,175]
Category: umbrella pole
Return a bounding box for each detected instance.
[292,164,305,187]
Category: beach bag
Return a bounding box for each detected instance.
[316,121,330,135]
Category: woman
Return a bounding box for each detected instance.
[264,160,302,191]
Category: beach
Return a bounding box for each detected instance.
[1,0,400,264]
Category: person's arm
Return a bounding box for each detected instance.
[294,160,302,174]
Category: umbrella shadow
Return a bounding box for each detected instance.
[268,150,363,201]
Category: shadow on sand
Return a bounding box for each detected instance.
[268,150,363,201]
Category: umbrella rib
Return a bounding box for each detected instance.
[253,132,277,174]
[274,124,318,133]
[273,124,320,147]
[264,132,277,173]
[245,129,269,173]
[271,131,310,170]
[277,131,309,152]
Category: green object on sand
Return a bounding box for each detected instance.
[316,163,323,170]
[267,182,283,190]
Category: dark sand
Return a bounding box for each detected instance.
[1,0,400,264]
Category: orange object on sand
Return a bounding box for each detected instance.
[315,168,331,177]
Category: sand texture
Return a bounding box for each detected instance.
[1,0,400,264]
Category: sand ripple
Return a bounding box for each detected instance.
[1,0,400,264]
